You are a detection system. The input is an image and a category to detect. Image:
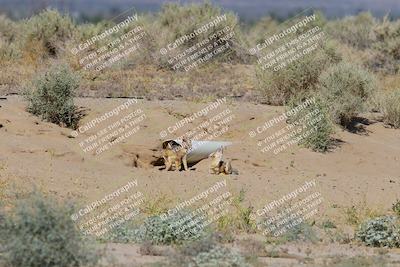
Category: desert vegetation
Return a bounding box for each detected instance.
[0,4,398,136]
[1,2,400,267]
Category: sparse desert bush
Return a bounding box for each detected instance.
[150,2,249,68]
[356,215,400,248]
[257,41,341,105]
[22,9,75,59]
[280,222,318,243]
[381,88,400,128]
[326,255,387,267]
[392,199,400,216]
[216,189,256,234]
[287,95,335,152]
[102,220,144,243]
[0,15,21,61]
[25,65,83,129]
[246,16,279,46]
[319,62,377,128]
[130,211,208,245]
[321,219,337,229]
[369,17,400,74]
[0,178,7,204]
[343,200,382,226]
[103,211,206,245]
[170,236,251,267]
[327,12,376,50]
[0,191,98,267]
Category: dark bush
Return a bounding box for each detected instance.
[318,62,376,127]
[26,65,83,129]
[0,192,98,267]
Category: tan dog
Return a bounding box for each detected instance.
[209,146,235,175]
[162,138,191,171]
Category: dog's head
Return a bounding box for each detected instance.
[209,146,224,161]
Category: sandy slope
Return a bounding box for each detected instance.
[0,95,399,220]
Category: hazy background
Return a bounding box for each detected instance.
[1,0,400,21]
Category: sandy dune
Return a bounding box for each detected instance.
[0,96,399,221]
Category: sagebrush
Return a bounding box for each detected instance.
[319,62,376,127]
[26,65,83,129]
[0,191,98,267]
[356,215,400,248]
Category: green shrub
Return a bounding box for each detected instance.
[321,219,337,229]
[246,16,279,46]
[392,200,400,216]
[287,95,334,152]
[327,12,376,50]
[216,189,256,234]
[171,236,250,267]
[150,2,248,69]
[137,211,208,245]
[256,41,341,105]
[381,89,400,128]
[102,220,144,243]
[369,17,400,74]
[103,210,209,245]
[0,192,98,267]
[281,222,318,243]
[356,215,400,248]
[26,65,83,129]
[23,9,75,58]
[319,62,376,127]
[0,15,21,61]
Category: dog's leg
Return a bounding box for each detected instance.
[182,155,188,171]
[175,159,181,171]
[165,158,172,171]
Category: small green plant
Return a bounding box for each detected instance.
[381,89,400,128]
[343,201,381,226]
[287,95,335,152]
[319,62,376,128]
[392,199,400,216]
[281,222,318,243]
[321,219,337,229]
[102,220,144,243]
[171,236,251,267]
[216,189,256,234]
[26,65,83,129]
[0,191,98,267]
[139,211,208,245]
[356,215,400,248]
